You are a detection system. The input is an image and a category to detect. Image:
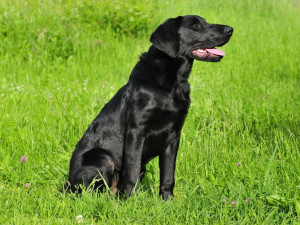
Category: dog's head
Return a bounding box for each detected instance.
[150,15,233,62]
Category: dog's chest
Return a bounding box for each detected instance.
[141,109,186,161]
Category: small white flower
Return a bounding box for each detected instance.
[45,165,49,170]
[76,215,84,223]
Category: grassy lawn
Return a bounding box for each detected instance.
[0,0,299,224]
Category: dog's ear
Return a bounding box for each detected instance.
[150,16,182,58]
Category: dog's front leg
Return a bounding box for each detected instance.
[122,128,145,198]
[159,139,180,200]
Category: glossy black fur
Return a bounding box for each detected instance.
[66,15,233,200]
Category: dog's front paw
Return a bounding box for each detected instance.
[123,184,135,198]
[159,191,174,201]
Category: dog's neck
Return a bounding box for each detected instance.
[130,46,193,93]
[148,46,194,81]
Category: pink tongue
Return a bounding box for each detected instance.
[205,48,225,56]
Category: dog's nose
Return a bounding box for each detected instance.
[224,26,233,36]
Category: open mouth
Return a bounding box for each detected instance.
[192,48,225,60]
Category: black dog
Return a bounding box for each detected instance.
[66,15,233,200]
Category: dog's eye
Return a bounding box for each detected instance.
[192,23,202,30]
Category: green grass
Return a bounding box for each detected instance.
[0,0,299,224]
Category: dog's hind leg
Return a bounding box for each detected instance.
[69,155,115,193]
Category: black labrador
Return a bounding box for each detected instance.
[66,15,233,200]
